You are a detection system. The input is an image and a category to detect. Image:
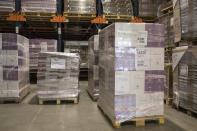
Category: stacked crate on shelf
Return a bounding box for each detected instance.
[88,35,99,101]
[21,0,56,13]
[64,0,96,14]
[37,52,80,105]
[0,0,14,12]
[173,0,197,42]
[139,0,161,19]
[0,33,30,103]
[98,23,165,128]
[21,0,56,21]
[102,0,133,15]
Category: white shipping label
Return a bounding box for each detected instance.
[150,48,164,70]
[115,72,132,95]
[41,42,47,52]
[51,58,66,69]
[137,31,148,46]
[135,48,149,70]
[94,35,99,50]
[115,71,145,95]
[170,18,174,26]
[180,65,188,76]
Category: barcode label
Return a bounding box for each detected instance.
[138,31,148,46]
[135,48,149,70]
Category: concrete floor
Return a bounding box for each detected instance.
[0,81,197,131]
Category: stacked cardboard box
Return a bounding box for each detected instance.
[64,0,96,14]
[0,0,14,12]
[102,0,133,15]
[29,39,57,70]
[98,23,165,123]
[37,52,80,99]
[21,0,57,13]
[88,35,99,99]
[158,13,174,47]
[0,33,29,99]
[139,0,161,18]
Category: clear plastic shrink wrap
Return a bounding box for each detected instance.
[139,0,161,18]
[21,0,57,13]
[0,0,14,12]
[173,46,197,112]
[37,52,80,99]
[0,33,29,98]
[88,35,99,99]
[64,0,96,14]
[102,0,133,15]
[98,23,165,123]
[29,39,57,70]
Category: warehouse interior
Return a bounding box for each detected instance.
[0,0,197,131]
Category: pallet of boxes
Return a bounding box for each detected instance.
[29,39,57,83]
[87,35,99,101]
[98,23,165,128]
[0,33,30,103]
[37,52,80,105]
[172,0,197,115]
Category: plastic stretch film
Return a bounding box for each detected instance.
[88,35,99,99]
[98,23,165,123]
[173,46,197,112]
[21,0,57,13]
[174,0,197,42]
[139,0,161,18]
[102,0,133,15]
[29,39,57,70]
[64,0,96,14]
[0,0,14,12]
[37,52,80,99]
[0,33,30,98]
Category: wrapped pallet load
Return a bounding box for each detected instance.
[0,33,30,102]
[98,23,165,127]
[0,0,14,12]
[37,52,80,104]
[173,0,197,42]
[172,46,197,112]
[64,0,96,14]
[139,0,161,18]
[21,0,57,13]
[88,35,99,101]
[29,39,57,70]
[102,0,133,15]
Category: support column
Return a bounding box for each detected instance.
[15,0,21,34]
[131,0,139,18]
[57,23,63,52]
[57,0,63,52]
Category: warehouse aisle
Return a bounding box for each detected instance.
[0,81,196,131]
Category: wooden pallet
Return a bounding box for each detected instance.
[176,105,197,117]
[87,89,98,101]
[98,105,164,128]
[0,86,30,104]
[38,97,79,105]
